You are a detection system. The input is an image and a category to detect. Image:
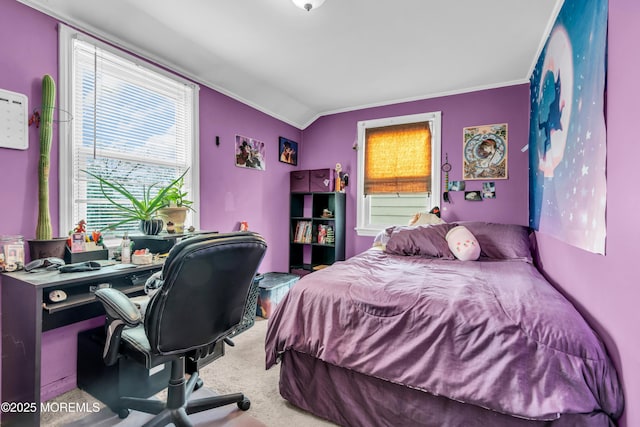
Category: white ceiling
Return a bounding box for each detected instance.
[20,0,562,129]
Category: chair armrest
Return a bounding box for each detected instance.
[95,288,142,366]
[95,288,142,326]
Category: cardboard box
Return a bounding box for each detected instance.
[256,272,300,318]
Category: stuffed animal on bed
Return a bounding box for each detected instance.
[408,209,445,226]
[445,225,481,261]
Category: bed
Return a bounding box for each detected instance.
[265,222,623,426]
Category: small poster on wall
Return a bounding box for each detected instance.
[278,137,298,166]
[235,135,266,170]
[463,123,508,180]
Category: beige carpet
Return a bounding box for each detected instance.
[42,318,337,427]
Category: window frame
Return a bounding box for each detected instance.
[58,24,200,237]
[356,111,441,236]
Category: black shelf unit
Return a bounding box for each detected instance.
[289,192,345,275]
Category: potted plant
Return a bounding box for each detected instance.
[157,175,194,233]
[28,75,68,260]
[82,169,189,235]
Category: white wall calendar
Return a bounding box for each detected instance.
[0,88,28,150]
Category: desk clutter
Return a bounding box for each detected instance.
[0,216,213,274]
[0,234,25,272]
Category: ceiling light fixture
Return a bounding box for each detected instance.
[292,0,326,12]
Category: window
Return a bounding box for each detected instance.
[58,25,199,236]
[356,112,441,236]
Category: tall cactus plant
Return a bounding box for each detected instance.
[35,74,55,240]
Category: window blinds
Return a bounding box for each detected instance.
[70,37,195,233]
[363,122,432,195]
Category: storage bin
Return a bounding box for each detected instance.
[290,268,312,278]
[290,170,310,192]
[256,272,300,318]
[309,168,332,192]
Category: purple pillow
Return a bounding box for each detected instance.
[384,223,457,258]
[457,222,531,261]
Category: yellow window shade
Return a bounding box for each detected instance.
[364,122,431,195]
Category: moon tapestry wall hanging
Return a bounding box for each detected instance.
[528,0,607,255]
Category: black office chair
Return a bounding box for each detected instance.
[94,232,267,427]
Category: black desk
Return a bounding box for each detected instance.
[1,263,162,426]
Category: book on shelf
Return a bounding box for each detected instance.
[294,220,312,243]
[317,224,334,244]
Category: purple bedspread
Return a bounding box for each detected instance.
[265,249,623,422]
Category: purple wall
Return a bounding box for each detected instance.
[532,2,640,426]
[301,84,531,256]
[0,1,298,402]
[0,2,60,241]
[1,2,638,426]
[197,86,301,273]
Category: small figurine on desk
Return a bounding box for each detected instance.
[91,230,103,247]
[68,219,88,250]
[74,219,87,233]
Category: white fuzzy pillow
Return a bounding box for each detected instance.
[408,212,445,226]
[446,225,481,261]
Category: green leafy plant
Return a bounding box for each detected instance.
[161,177,194,209]
[82,169,189,230]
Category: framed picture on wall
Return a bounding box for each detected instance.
[235,135,266,170]
[463,123,508,180]
[278,137,298,166]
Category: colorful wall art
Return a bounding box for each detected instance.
[529,0,608,254]
[463,123,508,180]
[235,135,266,170]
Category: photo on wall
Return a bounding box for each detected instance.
[235,135,266,170]
[279,137,298,166]
[464,191,482,201]
[482,182,496,199]
[448,181,466,191]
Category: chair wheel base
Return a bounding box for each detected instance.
[117,407,130,419]
[238,398,251,411]
[194,378,204,391]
